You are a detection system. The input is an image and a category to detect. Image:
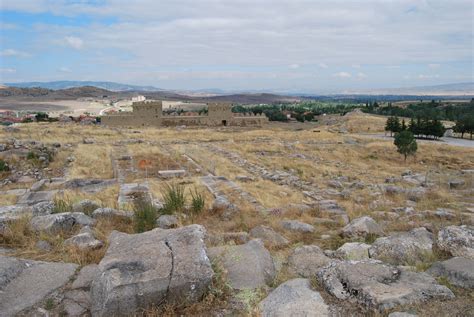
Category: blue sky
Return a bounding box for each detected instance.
[0,0,473,93]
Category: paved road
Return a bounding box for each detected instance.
[356,133,474,149]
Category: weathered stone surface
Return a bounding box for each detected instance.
[17,190,56,206]
[341,216,383,238]
[212,195,235,211]
[64,227,103,250]
[258,278,329,317]
[30,212,95,232]
[72,199,101,215]
[208,239,275,290]
[388,313,418,317]
[449,179,465,189]
[31,201,54,216]
[35,240,52,251]
[437,225,473,259]
[91,207,133,219]
[90,224,213,317]
[63,289,91,316]
[0,255,78,316]
[281,220,315,233]
[317,260,454,312]
[158,169,186,178]
[334,242,371,260]
[72,264,99,289]
[249,225,289,248]
[288,245,331,277]
[427,257,474,289]
[156,214,179,229]
[369,227,434,265]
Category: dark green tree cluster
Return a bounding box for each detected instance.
[453,115,474,139]
[394,130,418,161]
[386,116,445,139]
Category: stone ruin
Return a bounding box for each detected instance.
[101,101,268,128]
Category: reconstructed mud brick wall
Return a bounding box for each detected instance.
[102,100,268,127]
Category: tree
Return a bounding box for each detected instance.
[394,131,417,161]
[401,119,407,131]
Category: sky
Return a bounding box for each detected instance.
[0,0,473,93]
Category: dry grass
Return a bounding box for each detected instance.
[69,144,113,179]
[0,193,18,206]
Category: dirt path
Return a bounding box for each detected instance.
[356,133,474,148]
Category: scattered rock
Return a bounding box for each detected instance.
[249,225,289,248]
[64,227,103,250]
[83,138,95,144]
[369,227,434,265]
[388,313,418,317]
[258,278,329,317]
[208,239,275,290]
[334,242,371,260]
[341,216,383,238]
[318,260,454,312]
[288,245,331,277]
[0,255,78,316]
[427,257,474,289]
[30,212,95,232]
[31,201,54,216]
[156,214,179,229]
[437,225,473,259]
[71,264,99,289]
[90,224,213,316]
[281,220,315,233]
[91,207,133,219]
[35,240,52,251]
[72,199,101,215]
[449,179,465,189]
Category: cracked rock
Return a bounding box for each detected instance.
[90,224,213,317]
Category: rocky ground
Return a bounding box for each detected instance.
[0,117,473,316]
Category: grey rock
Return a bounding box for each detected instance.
[212,195,235,211]
[63,289,91,316]
[30,212,95,232]
[427,257,474,289]
[334,242,371,260]
[318,260,454,312]
[30,179,47,192]
[288,245,331,278]
[281,220,315,233]
[258,278,329,317]
[437,225,473,259]
[249,225,289,248]
[341,216,383,238]
[32,201,54,216]
[449,179,465,189]
[389,312,418,317]
[72,264,99,289]
[156,214,179,229]
[35,240,52,251]
[72,199,101,215]
[17,190,56,206]
[369,227,434,265]
[64,230,103,250]
[0,255,78,316]
[90,224,213,317]
[208,239,275,290]
[83,138,95,144]
[91,207,133,219]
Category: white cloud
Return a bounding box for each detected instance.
[289,64,300,69]
[333,72,352,78]
[0,68,16,73]
[428,63,441,69]
[357,72,367,79]
[418,74,440,79]
[59,67,71,73]
[65,36,83,49]
[0,49,31,57]
[318,63,328,69]
[352,64,361,68]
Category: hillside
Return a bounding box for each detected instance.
[4,81,162,92]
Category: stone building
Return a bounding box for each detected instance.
[101,101,268,127]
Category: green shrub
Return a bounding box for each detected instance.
[190,188,205,216]
[133,195,158,233]
[161,182,185,215]
[0,159,9,172]
[27,151,39,160]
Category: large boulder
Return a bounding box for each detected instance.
[258,278,329,317]
[64,227,103,250]
[427,257,474,289]
[249,225,289,248]
[0,255,78,316]
[72,199,101,215]
[90,224,213,317]
[156,214,179,229]
[437,225,473,259]
[91,207,133,219]
[334,242,371,260]
[341,216,383,238]
[208,239,275,290]
[288,245,331,278]
[369,227,434,265]
[317,260,454,312]
[30,212,95,232]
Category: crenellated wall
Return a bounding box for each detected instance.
[102,100,268,127]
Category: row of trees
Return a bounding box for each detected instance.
[385,116,445,139]
[453,115,474,139]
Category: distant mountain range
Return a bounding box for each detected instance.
[4,81,163,92]
[2,80,473,96]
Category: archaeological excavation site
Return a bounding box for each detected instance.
[0,111,473,316]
